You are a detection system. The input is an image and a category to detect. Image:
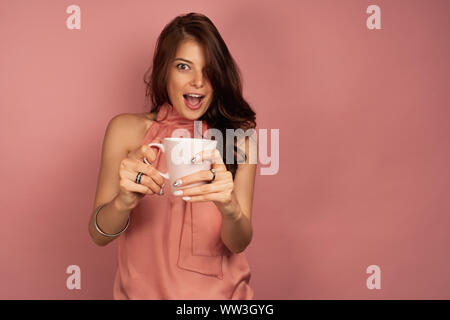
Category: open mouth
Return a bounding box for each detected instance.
[183,94,205,109]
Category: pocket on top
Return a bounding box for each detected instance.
[191,201,226,257]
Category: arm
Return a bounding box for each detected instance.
[220,135,256,253]
[88,114,135,246]
[89,196,132,247]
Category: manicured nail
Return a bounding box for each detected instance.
[173,190,183,196]
[173,179,182,187]
[182,196,191,201]
[191,154,200,163]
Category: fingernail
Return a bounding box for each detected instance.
[182,196,191,201]
[191,154,200,163]
[173,179,182,187]
[173,190,183,196]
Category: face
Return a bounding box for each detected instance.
[166,39,214,120]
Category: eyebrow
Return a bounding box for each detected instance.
[174,58,194,64]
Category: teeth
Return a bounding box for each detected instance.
[186,94,203,98]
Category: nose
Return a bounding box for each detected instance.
[191,70,205,88]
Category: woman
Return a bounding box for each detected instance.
[88,12,257,299]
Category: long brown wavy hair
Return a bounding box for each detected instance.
[143,12,257,179]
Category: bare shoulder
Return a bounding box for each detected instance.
[108,111,157,154]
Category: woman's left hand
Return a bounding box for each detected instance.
[171,149,240,218]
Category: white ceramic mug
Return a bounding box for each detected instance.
[143,137,218,193]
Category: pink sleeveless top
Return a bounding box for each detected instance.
[113,102,254,300]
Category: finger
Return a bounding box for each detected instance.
[120,178,154,195]
[173,170,228,188]
[143,142,160,163]
[174,179,231,197]
[146,138,162,162]
[129,142,159,163]
[182,191,231,204]
[191,149,226,170]
[123,169,163,195]
[130,159,165,186]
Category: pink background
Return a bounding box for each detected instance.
[1,0,449,299]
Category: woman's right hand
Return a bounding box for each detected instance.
[116,139,165,210]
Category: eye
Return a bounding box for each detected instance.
[176,63,189,71]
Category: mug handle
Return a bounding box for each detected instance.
[143,143,170,180]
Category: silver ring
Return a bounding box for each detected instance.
[136,172,143,184]
[208,168,216,183]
